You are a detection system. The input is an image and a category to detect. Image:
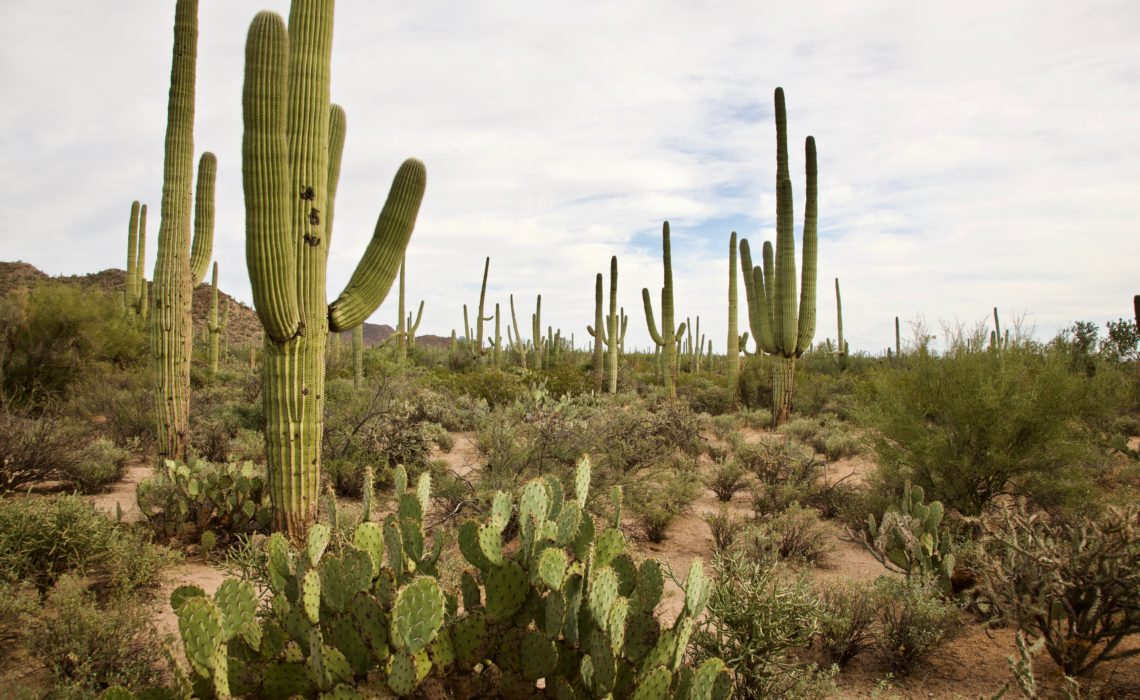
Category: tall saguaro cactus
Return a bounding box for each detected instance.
[605,256,620,394]
[531,294,544,370]
[242,4,426,536]
[835,277,847,370]
[739,87,817,425]
[509,293,527,369]
[727,231,740,406]
[643,222,687,398]
[352,324,363,389]
[589,272,605,390]
[150,0,217,461]
[474,257,492,360]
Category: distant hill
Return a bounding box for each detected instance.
[0,260,443,349]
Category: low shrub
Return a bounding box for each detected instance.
[874,577,961,675]
[691,552,836,700]
[743,503,833,566]
[705,507,746,551]
[976,505,1140,677]
[739,407,772,431]
[59,437,129,494]
[0,409,88,492]
[137,459,271,546]
[816,579,878,668]
[629,467,702,542]
[0,494,176,594]
[23,575,170,696]
[706,457,749,502]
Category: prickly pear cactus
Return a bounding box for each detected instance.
[866,482,956,593]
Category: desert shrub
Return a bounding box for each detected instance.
[976,505,1140,677]
[705,507,747,551]
[792,370,856,418]
[856,344,1124,516]
[0,409,88,492]
[707,456,749,502]
[691,552,836,700]
[874,577,961,675]
[736,437,820,487]
[739,407,773,431]
[66,367,154,449]
[816,579,878,668]
[23,575,170,696]
[323,377,437,479]
[0,580,38,646]
[742,503,833,566]
[432,366,530,408]
[227,428,266,464]
[676,373,733,415]
[628,467,702,542]
[427,423,455,452]
[710,413,740,440]
[323,457,368,499]
[648,399,705,456]
[737,355,774,410]
[59,437,129,493]
[0,283,147,408]
[0,494,176,594]
[804,475,860,521]
[777,414,860,461]
[536,362,593,399]
[137,459,271,546]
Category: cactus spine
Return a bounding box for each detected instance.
[642,222,686,398]
[739,87,817,425]
[352,324,363,389]
[242,5,425,536]
[727,231,740,406]
[151,0,217,461]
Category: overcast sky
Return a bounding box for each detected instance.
[3,1,1139,354]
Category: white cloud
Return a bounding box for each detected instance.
[2,0,1138,355]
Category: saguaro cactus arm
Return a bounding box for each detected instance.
[189,152,217,285]
[328,160,426,332]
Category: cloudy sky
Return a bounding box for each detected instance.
[3,1,1139,354]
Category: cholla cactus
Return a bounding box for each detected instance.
[866,483,955,594]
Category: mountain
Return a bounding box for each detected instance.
[0,261,441,349]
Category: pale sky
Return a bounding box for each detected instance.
[3,1,1139,354]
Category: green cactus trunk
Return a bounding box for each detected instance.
[895,316,901,359]
[835,277,846,370]
[242,4,424,538]
[642,222,683,398]
[493,303,501,368]
[125,201,146,318]
[532,295,543,370]
[151,0,218,462]
[407,299,423,352]
[474,257,491,361]
[606,256,619,394]
[352,325,363,389]
[590,272,604,391]
[727,232,740,406]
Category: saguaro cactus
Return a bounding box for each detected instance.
[605,256,620,394]
[531,294,544,370]
[206,262,228,374]
[589,272,605,390]
[396,255,407,361]
[643,222,687,398]
[150,0,217,461]
[739,87,817,425]
[242,4,425,536]
[508,293,527,369]
[493,302,502,368]
[474,257,492,360]
[727,231,740,406]
[835,277,847,370]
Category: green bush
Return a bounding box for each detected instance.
[628,465,702,542]
[776,414,860,461]
[706,456,749,502]
[431,366,530,407]
[976,505,1140,677]
[676,373,734,415]
[59,438,129,494]
[815,579,878,668]
[23,575,170,696]
[691,552,836,700]
[0,283,147,408]
[856,344,1124,515]
[874,577,960,675]
[137,459,271,546]
[0,494,176,594]
[66,366,154,450]
[742,503,833,566]
[705,507,746,551]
